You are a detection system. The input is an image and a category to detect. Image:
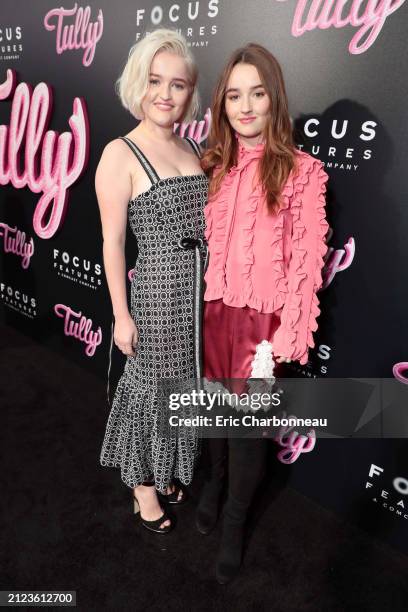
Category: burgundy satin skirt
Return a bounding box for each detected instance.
[203,298,283,380]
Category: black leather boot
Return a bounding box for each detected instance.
[215,437,267,583]
[195,438,226,535]
[215,493,247,584]
[195,473,225,535]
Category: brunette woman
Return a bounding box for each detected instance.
[198,43,328,582]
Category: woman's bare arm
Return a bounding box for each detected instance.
[95,140,138,355]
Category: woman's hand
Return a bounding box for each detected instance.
[114,314,139,356]
[275,356,292,364]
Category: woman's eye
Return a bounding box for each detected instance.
[227,95,239,101]
[254,91,265,98]
[149,79,159,86]
[173,83,186,90]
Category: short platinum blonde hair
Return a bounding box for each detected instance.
[116,28,199,123]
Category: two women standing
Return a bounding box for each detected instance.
[96,28,328,584]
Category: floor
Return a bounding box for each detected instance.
[1,323,408,611]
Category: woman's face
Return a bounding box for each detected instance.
[224,62,270,141]
[141,50,192,127]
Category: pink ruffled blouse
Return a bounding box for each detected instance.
[203,137,329,365]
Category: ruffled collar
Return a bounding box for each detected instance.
[235,132,265,166]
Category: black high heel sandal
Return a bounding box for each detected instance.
[157,480,188,505]
[133,481,173,534]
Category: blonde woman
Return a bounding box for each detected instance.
[96,29,208,534]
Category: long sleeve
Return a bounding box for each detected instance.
[272,157,329,365]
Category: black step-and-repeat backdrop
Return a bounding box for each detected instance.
[1,1,407,553]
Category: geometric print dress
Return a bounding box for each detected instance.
[100,136,208,493]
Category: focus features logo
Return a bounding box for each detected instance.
[288,344,332,378]
[0,26,23,61]
[136,1,220,47]
[298,119,377,171]
[316,344,331,375]
[366,463,408,520]
[53,249,102,290]
[0,281,37,318]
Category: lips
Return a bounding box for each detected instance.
[155,103,174,111]
[239,117,256,124]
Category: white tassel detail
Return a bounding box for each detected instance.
[202,340,277,414]
[244,340,277,412]
[250,340,276,379]
[202,377,238,407]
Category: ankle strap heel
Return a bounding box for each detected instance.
[132,489,173,534]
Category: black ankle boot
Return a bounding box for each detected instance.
[215,494,248,584]
[195,471,225,535]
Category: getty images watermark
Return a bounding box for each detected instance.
[157,377,408,440]
[167,388,328,430]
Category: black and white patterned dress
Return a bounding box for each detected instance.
[100,136,208,493]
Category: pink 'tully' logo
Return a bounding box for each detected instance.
[0,221,34,268]
[54,303,102,356]
[0,69,89,239]
[44,3,103,67]
[393,363,408,385]
[274,415,316,463]
[322,228,355,290]
[277,0,406,54]
[174,107,211,144]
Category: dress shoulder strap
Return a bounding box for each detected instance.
[184,136,202,159]
[119,136,160,185]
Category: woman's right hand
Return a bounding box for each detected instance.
[114,314,139,356]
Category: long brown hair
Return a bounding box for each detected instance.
[202,43,297,214]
